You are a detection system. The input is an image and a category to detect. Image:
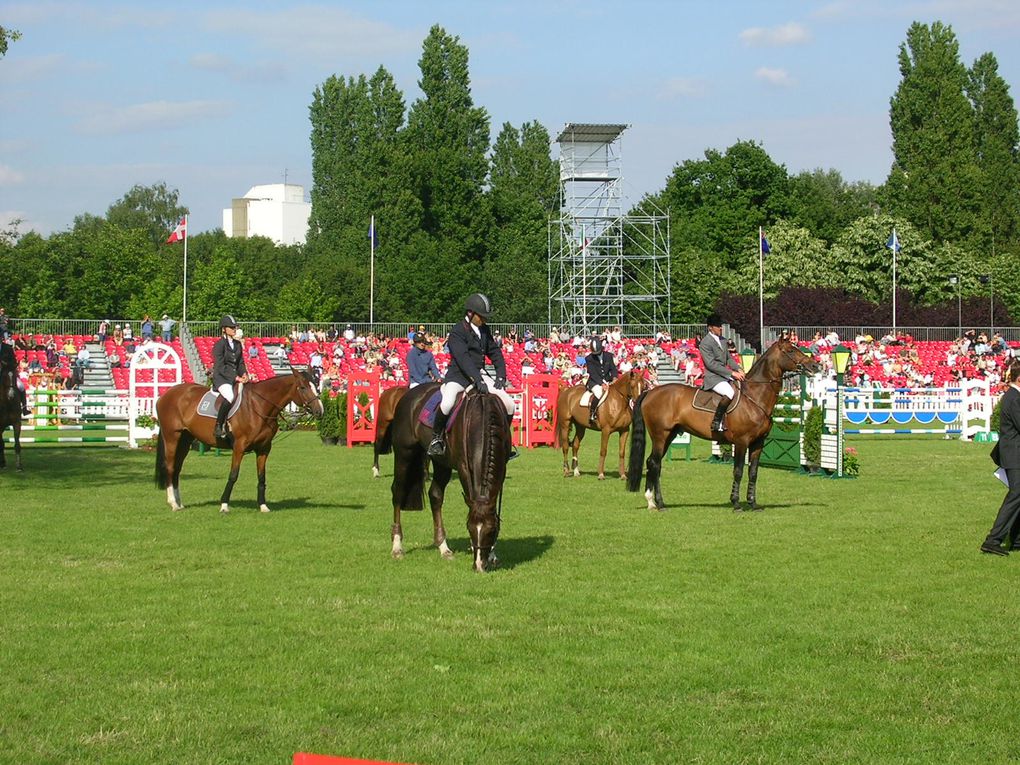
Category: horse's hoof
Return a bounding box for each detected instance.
[750,505,763,512]
[220,503,230,514]
[598,474,606,481]
[441,549,454,561]
[392,549,405,560]
[573,470,580,478]
[732,505,744,513]
[372,466,380,479]
[259,504,271,513]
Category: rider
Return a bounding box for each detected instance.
[406,332,440,388]
[1,338,31,416]
[212,315,249,441]
[698,312,745,432]
[427,293,517,460]
[584,335,618,427]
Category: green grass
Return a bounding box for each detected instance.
[1,432,1017,764]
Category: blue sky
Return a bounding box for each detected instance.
[2,0,1019,237]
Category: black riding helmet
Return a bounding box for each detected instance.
[591,336,604,354]
[465,293,492,319]
[220,315,238,330]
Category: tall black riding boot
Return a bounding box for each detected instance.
[19,387,30,416]
[711,398,731,432]
[215,399,232,441]
[506,413,519,462]
[427,408,450,456]
[589,397,599,427]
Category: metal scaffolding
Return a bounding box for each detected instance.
[548,123,670,336]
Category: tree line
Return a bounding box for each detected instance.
[1,21,1018,339]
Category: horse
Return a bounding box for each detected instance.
[388,382,510,572]
[626,338,820,512]
[155,370,323,513]
[372,385,409,478]
[556,369,647,480]
[0,343,23,471]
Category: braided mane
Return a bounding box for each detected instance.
[466,393,506,502]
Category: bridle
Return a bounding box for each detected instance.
[245,374,320,425]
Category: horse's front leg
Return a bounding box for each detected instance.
[572,427,585,477]
[731,444,746,512]
[219,447,245,513]
[617,428,628,480]
[429,464,454,560]
[644,436,668,511]
[746,440,765,511]
[255,448,271,513]
[596,428,611,480]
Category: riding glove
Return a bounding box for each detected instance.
[474,379,489,394]
[494,377,507,390]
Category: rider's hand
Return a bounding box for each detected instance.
[732,370,746,381]
[494,377,507,390]
[475,378,489,395]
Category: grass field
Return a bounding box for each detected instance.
[1,431,1018,764]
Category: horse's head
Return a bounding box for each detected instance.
[627,369,648,400]
[467,497,501,573]
[291,369,325,417]
[766,338,822,379]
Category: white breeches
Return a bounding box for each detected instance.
[440,372,515,416]
[217,383,235,403]
[711,380,735,399]
[590,384,605,399]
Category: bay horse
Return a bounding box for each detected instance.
[556,370,646,480]
[388,382,510,572]
[372,385,409,478]
[626,338,820,512]
[155,370,323,513]
[0,343,23,471]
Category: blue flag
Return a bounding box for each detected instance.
[369,218,379,249]
[886,228,901,252]
[760,232,771,254]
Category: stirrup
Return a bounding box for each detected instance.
[427,435,446,456]
[712,418,726,432]
[507,447,519,462]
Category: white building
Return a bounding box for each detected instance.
[222,183,311,246]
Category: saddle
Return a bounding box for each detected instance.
[691,385,742,414]
[418,390,466,431]
[578,389,609,408]
[196,386,246,420]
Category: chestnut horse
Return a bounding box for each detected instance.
[155,370,323,513]
[372,385,409,478]
[0,343,23,471]
[388,382,509,572]
[556,370,646,480]
[626,338,820,512]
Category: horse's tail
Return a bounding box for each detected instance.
[626,391,648,492]
[377,420,394,455]
[154,430,168,489]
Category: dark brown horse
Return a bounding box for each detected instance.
[627,339,820,512]
[388,382,510,572]
[372,385,409,478]
[155,370,323,513]
[556,370,646,480]
[0,343,23,471]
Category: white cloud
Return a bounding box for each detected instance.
[0,53,66,84]
[755,67,794,87]
[739,22,811,47]
[189,52,290,84]
[658,77,707,100]
[74,100,234,135]
[0,165,26,185]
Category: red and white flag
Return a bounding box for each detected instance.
[166,216,187,244]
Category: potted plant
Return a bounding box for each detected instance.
[317,389,340,445]
[802,406,824,473]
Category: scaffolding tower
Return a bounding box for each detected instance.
[548,123,670,336]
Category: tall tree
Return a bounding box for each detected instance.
[405,25,490,264]
[787,169,878,246]
[105,182,188,248]
[887,22,980,243]
[967,52,1020,255]
[484,121,559,322]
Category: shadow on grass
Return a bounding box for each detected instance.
[425,534,554,569]
[183,495,367,512]
[646,500,828,512]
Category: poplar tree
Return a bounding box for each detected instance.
[967,52,1020,254]
[887,22,980,243]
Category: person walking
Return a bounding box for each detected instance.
[427,293,516,460]
[982,358,1020,555]
[211,315,249,441]
[698,313,745,433]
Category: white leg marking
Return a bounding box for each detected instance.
[220,502,230,514]
[259,504,271,513]
[392,533,404,559]
[645,488,657,511]
[438,539,453,559]
[372,465,380,479]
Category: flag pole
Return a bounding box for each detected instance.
[369,215,375,327]
[183,214,189,324]
[892,227,897,336]
[758,226,765,353]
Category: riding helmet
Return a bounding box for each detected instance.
[465,293,493,318]
[220,314,238,330]
[705,312,723,328]
[591,336,604,354]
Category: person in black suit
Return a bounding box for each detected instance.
[212,314,249,441]
[982,358,1020,555]
[428,293,516,458]
[585,336,618,426]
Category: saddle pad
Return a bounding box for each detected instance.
[692,386,742,414]
[418,390,462,431]
[579,390,609,408]
[197,386,246,419]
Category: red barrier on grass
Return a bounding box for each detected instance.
[346,370,380,447]
[293,754,413,765]
[524,373,560,447]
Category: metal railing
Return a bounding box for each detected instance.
[766,325,1020,343]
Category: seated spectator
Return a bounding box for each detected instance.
[123,323,133,341]
[549,327,561,344]
[27,357,43,373]
[113,325,124,346]
[76,346,91,369]
[248,342,259,359]
[62,338,77,358]
[521,358,535,377]
[343,323,355,342]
